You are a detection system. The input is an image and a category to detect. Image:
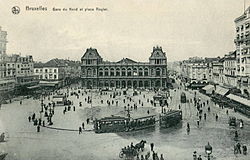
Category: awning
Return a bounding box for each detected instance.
[0,79,15,84]
[39,81,60,87]
[215,86,229,96]
[227,94,250,108]
[202,85,214,91]
[39,81,60,84]
[27,85,40,89]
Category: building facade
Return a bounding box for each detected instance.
[212,59,224,86]
[180,57,211,88]
[81,46,168,89]
[0,53,37,99]
[34,59,81,88]
[223,51,237,88]
[0,54,15,97]
[0,27,7,55]
[234,7,250,96]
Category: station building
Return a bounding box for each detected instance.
[81,46,168,89]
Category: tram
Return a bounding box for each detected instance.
[94,116,129,133]
[128,115,156,131]
[94,115,156,133]
[159,110,182,128]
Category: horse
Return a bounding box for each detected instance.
[134,140,147,152]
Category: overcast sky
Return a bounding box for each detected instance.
[0,0,249,62]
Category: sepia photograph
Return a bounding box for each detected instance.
[0,0,250,160]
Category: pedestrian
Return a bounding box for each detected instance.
[20,100,22,105]
[87,118,89,124]
[193,151,197,160]
[79,127,82,134]
[73,106,76,111]
[136,155,140,160]
[197,119,200,127]
[215,114,218,121]
[235,130,239,138]
[141,155,145,160]
[152,151,156,160]
[199,115,202,120]
[160,154,164,160]
[147,110,150,115]
[208,106,210,112]
[150,143,154,151]
[243,145,247,155]
[42,120,45,127]
[155,153,159,160]
[28,116,31,122]
[204,113,206,120]
[37,125,40,132]
[236,143,241,154]
[197,155,202,160]
[226,110,229,115]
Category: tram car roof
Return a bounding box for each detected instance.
[97,116,129,122]
[162,110,182,116]
[132,115,156,120]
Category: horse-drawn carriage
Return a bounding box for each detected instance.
[119,140,146,159]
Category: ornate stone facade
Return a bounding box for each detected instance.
[81,46,168,89]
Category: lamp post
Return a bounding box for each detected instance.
[205,142,212,160]
[41,99,43,112]
[90,85,93,120]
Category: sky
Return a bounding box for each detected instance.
[0,0,249,62]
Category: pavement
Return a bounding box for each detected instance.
[0,82,249,160]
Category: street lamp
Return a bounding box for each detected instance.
[90,85,93,120]
[205,142,212,160]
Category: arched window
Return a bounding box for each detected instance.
[87,68,92,76]
[104,68,109,76]
[139,68,143,76]
[110,68,115,76]
[116,68,120,76]
[144,68,149,76]
[156,68,161,76]
[127,68,132,76]
[133,68,138,76]
[99,68,103,76]
[122,68,126,76]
